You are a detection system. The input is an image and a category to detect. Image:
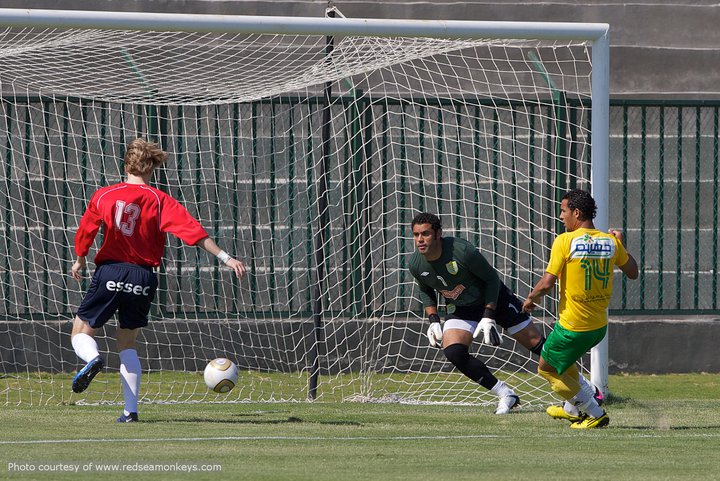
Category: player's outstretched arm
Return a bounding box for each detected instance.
[522,272,557,313]
[196,237,246,278]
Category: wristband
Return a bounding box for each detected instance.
[216,250,231,264]
[482,307,496,320]
[428,313,441,324]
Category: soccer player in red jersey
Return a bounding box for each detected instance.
[69,138,246,423]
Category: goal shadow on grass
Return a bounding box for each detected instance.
[602,395,720,431]
[615,424,720,431]
[142,415,362,426]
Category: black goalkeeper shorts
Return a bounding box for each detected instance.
[445,283,529,332]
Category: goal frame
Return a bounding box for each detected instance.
[0,8,611,395]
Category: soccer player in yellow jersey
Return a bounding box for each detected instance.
[522,189,638,429]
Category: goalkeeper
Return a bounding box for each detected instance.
[69,138,246,423]
[408,212,600,414]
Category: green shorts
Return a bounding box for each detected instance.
[541,323,607,375]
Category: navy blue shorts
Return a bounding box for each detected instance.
[446,283,529,331]
[76,262,158,329]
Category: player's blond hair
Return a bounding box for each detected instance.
[124,138,167,176]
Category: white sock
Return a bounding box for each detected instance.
[577,372,597,400]
[563,400,581,416]
[570,390,604,418]
[71,333,100,363]
[490,380,514,398]
[119,349,141,414]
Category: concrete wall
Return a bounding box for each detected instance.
[4,0,719,100]
[609,317,720,373]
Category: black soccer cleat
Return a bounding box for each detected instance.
[72,356,104,393]
[116,412,139,423]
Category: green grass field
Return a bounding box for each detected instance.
[1,373,719,481]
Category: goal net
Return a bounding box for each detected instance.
[0,9,609,406]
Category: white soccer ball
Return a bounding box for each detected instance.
[203,358,238,393]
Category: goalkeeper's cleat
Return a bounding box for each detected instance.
[116,412,139,423]
[72,356,105,393]
[593,386,604,407]
[495,394,520,414]
[570,412,609,429]
[546,405,586,423]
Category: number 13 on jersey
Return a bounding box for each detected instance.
[114,200,141,236]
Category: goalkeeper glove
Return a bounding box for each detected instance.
[426,313,443,348]
[473,308,503,346]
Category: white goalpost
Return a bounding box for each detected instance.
[0,8,609,406]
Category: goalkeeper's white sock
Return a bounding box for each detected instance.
[119,349,142,414]
[490,380,514,398]
[71,333,100,363]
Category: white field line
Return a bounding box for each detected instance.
[0,434,507,445]
[2,432,720,445]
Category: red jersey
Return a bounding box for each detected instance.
[75,182,209,267]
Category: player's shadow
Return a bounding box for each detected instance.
[605,397,720,431]
[143,415,362,426]
[614,424,720,431]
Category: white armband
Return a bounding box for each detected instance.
[216,250,231,264]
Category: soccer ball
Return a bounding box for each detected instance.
[203,358,238,393]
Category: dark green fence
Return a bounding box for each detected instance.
[610,100,720,313]
[1,96,718,319]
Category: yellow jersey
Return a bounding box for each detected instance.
[546,228,629,332]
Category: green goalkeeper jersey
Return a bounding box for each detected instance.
[408,236,501,310]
